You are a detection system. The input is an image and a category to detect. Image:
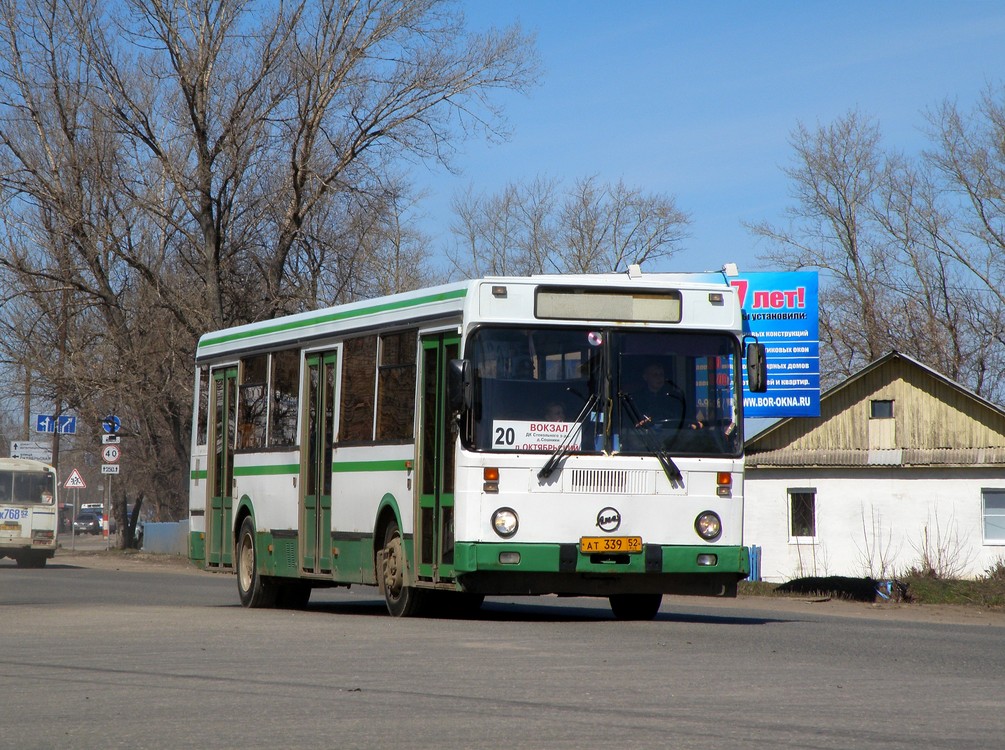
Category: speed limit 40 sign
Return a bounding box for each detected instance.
[101,444,121,463]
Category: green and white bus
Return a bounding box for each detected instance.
[0,458,59,568]
[188,268,766,619]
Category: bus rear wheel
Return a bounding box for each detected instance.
[378,521,425,617]
[237,516,275,608]
[15,552,47,568]
[609,593,663,620]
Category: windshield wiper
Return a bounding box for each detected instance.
[538,392,598,480]
[618,392,684,488]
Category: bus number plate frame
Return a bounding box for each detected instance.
[580,536,643,554]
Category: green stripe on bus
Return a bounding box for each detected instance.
[233,464,300,477]
[193,461,406,477]
[332,459,410,473]
[199,287,467,351]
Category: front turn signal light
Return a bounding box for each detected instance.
[716,471,732,497]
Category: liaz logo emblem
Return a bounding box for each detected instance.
[596,507,621,532]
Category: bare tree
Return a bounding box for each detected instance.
[750,109,1005,400]
[749,111,897,383]
[0,0,539,517]
[448,175,689,278]
[448,177,558,276]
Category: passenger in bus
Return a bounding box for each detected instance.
[544,401,566,422]
[513,356,535,379]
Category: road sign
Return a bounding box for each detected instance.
[101,434,120,445]
[102,415,121,434]
[100,464,120,475]
[101,445,121,463]
[64,469,87,489]
[10,440,53,462]
[35,415,77,434]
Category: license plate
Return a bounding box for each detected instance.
[1,522,20,531]
[580,536,642,554]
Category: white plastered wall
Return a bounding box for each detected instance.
[744,468,1005,582]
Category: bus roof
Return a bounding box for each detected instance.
[195,270,739,363]
[0,457,56,473]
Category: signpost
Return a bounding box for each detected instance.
[35,414,77,434]
[64,469,87,552]
[10,440,53,462]
[64,469,87,489]
[100,416,121,547]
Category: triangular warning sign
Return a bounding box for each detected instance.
[64,468,87,489]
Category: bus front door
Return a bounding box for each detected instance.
[417,333,459,583]
[207,367,237,567]
[302,352,336,575]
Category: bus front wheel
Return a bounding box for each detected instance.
[378,521,425,617]
[609,593,663,620]
[237,517,275,608]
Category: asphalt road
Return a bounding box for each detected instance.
[2,549,1003,750]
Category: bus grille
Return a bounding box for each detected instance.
[567,469,650,495]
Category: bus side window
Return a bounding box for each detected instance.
[376,329,417,441]
[269,349,300,447]
[238,354,268,450]
[339,335,377,443]
[196,365,210,446]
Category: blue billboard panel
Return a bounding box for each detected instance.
[731,271,820,418]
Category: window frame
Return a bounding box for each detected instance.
[982,488,1005,545]
[788,487,817,541]
[870,399,894,419]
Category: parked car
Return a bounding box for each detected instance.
[73,512,101,535]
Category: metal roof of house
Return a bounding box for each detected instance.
[745,351,1005,468]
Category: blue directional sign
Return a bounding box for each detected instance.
[35,414,78,434]
[102,415,121,434]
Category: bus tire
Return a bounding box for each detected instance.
[378,520,425,617]
[15,552,47,569]
[237,516,275,608]
[609,593,663,620]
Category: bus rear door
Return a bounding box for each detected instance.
[207,367,237,567]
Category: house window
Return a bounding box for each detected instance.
[789,488,816,539]
[870,399,894,419]
[983,489,1005,544]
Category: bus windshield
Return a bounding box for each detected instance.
[466,326,741,457]
[0,469,56,505]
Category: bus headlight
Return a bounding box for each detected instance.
[694,512,722,541]
[491,508,519,538]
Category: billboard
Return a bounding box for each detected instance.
[730,271,820,418]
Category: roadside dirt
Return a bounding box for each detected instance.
[671,592,1005,628]
[54,546,206,575]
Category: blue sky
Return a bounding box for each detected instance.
[415,1,1005,277]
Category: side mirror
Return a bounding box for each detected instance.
[448,359,472,412]
[745,342,767,393]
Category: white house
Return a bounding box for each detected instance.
[744,352,1005,582]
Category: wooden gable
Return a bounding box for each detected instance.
[746,352,1005,467]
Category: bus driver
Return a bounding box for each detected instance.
[632,362,685,429]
